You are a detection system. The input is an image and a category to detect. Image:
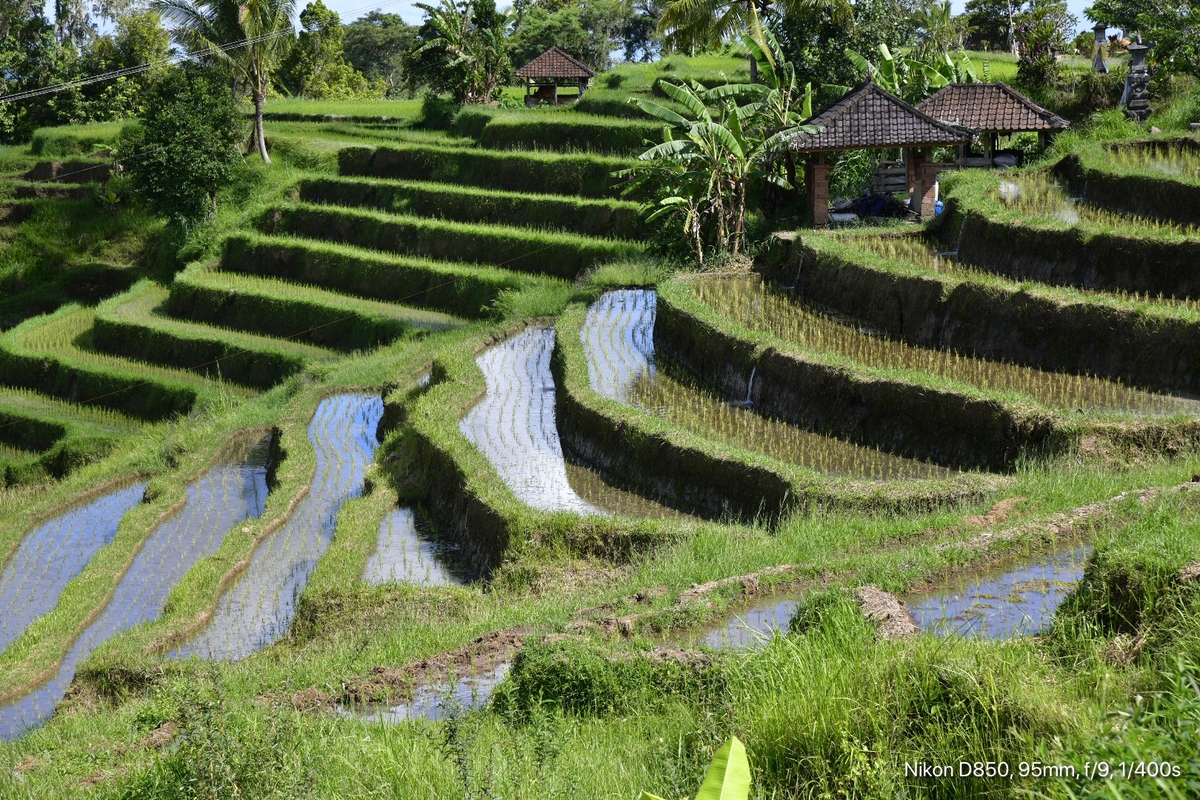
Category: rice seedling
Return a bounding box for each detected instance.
[580,290,951,480]
[460,326,650,515]
[990,171,1199,233]
[173,394,383,662]
[842,233,1200,316]
[902,545,1091,641]
[1107,142,1200,181]
[0,387,138,435]
[0,483,146,656]
[692,275,1200,415]
[361,508,468,586]
[0,435,272,739]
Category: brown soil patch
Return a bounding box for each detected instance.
[341,628,527,706]
[856,586,918,641]
[1180,562,1200,584]
[965,496,1026,529]
[143,721,178,750]
[14,755,41,773]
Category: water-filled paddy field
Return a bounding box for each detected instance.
[1107,142,1200,180]
[692,276,1200,416]
[461,325,683,515]
[0,483,146,656]
[582,290,952,480]
[362,507,467,586]
[173,394,382,661]
[0,435,272,738]
[344,663,511,724]
[991,173,1198,232]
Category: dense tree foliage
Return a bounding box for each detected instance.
[122,65,245,221]
[343,12,418,95]
[278,0,382,98]
[508,0,627,71]
[1088,0,1200,78]
[406,0,511,103]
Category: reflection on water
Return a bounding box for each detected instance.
[0,483,146,656]
[174,394,383,661]
[0,436,271,739]
[903,546,1091,639]
[363,507,468,586]
[344,663,510,723]
[687,596,801,650]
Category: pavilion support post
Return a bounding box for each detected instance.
[906,147,919,213]
[916,147,939,218]
[807,156,830,226]
[553,81,559,106]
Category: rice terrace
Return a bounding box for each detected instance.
[3,0,1200,796]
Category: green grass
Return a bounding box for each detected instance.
[339,142,635,198]
[262,202,643,278]
[260,98,423,122]
[219,231,546,318]
[28,122,126,157]
[91,281,338,390]
[169,268,463,351]
[470,111,662,155]
[297,175,647,239]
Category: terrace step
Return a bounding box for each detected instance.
[92,282,338,391]
[220,232,538,319]
[169,269,463,351]
[0,305,242,420]
[259,203,642,279]
[338,143,634,198]
[297,176,645,239]
[0,388,134,484]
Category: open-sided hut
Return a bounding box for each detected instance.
[917,82,1069,163]
[788,81,973,225]
[516,46,595,107]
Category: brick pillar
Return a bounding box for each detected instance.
[917,148,939,218]
[807,157,830,226]
[906,147,920,214]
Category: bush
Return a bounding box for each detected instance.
[29,122,125,157]
[121,65,248,221]
[475,113,661,155]
[448,105,497,139]
[418,94,461,129]
[575,89,683,120]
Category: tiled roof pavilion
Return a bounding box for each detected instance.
[917,82,1069,134]
[516,46,595,80]
[789,81,973,153]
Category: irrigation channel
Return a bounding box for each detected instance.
[903,545,1092,639]
[173,394,383,661]
[362,508,468,586]
[581,289,949,479]
[461,325,684,516]
[685,594,804,650]
[0,483,146,656]
[0,435,272,739]
[344,663,511,724]
[693,276,1200,416]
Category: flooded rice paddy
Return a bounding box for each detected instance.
[994,173,1195,233]
[582,290,949,480]
[0,435,271,739]
[686,595,802,650]
[462,325,682,515]
[903,545,1090,639]
[1107,143,1200,180]
[0,483,146,656]
[363,508,468,586]
[345,663,510,723]
[693,276,1200,416]
[174,394,383,661]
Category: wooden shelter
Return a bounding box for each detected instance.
[516,46,595,107]
[788,81,973,225]
[917,82,1069,162]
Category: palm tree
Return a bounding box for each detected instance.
[154,0,296,163]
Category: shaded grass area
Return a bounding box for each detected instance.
[261,202,643,279]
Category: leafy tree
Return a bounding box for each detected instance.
[343,11,417,95]
[0,0,69,142]
[154,0,297,163]
[76,10,172,121]
[1014,0,1075,100]
[910,0,968,57]
[507,0,628,71]
[622,0,666,62]
[657,0,851,67]
[844,43,979,103]
[406,0,511,104]
[1088,0,1200,78]
[962,0,1018,51]
[122,64,245,221]
[277,0,381,98]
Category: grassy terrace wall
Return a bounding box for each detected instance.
[760,232,1200,396]
[939,170,1200,299]
[220,233,532,319]
[168,269,457,352]
[0,307,198,421]
[338,144,633,198]
[1053,139,1200,227]
[656,279,1200,471]
[474,113,660,156]
[398,325,680,575]
[261,204,641,279]
[91,282,323,391]
[551,304,996,517]
[297,177,646,239]
[0,392,133,485]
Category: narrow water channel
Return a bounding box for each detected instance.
[686,595,803,650]
[0,482,146,656]
[173,394,383,661]
[0,435,271,739]
[345,663,510,723]
[363,507,467,586]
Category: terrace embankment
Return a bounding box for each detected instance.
[760,231,1200,398]
[1053,139,1200,227]
[552,298,996,521]
[938,170,1200,300]
[656,274,1200,470]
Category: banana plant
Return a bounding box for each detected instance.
[641,737,752,800]
[844,43,978,103]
